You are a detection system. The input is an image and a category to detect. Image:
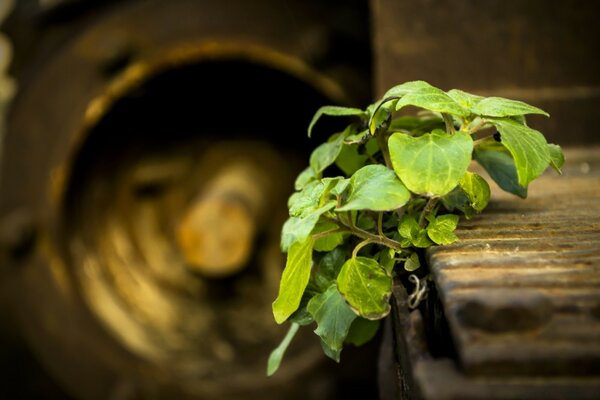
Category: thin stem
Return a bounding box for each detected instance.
[352,239,374,259]
[442,113,456,135]
[312,228,346,241]
[377,212,384,237]
[468,119,488,135]
[376,133,393,169]
[419,197,439,228]
[327,216,403,251]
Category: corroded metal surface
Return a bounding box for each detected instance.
[419,147,600,399]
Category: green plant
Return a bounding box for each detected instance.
[267,80,564,375]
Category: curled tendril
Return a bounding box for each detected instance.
[407,274,428,309]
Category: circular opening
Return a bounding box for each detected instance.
[60,59,345,396]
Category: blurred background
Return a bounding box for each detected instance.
[0,0,598,399]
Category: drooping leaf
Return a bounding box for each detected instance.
[312,220,345,252]
[308,106,366,137]
[473,142,527,198]
[472,97,549,118]
[369,107,391,135]
[294,167,316,191]
[388,130,473,196]
[548,143,565,174]
[267,323,300,376]
[310,133,345,175]
[404,252,421,271]
[394,85,469,117]
[320,339,341,362]
[308,285,357,354]
[398,214,433,248]
[336,164,410,212]
[337,257,392,320]
[446,89,484,110]
[490,118,550,187]
[273,237,315,324]
[459,171,491,212]
[345,318,380,346]
[426,214,459,245]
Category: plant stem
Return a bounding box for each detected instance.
[419,197,439,228]
[376,133,393,169]
[468,119,488,135]
[328,216,403,251]
[377,212,384,237]
[442,113,456,135]
[311,228,345,241]
[352,239,374,259]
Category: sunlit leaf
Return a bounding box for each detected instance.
[398,214,432,248]
[310,133,345,175]
[273,237,315,324]
[426,214,459,245]
[548,143,565,174]
[388,130,473,196]
[459,171,490,211]
[472,97,549,117]
[336,164,410,212]
[337,257,392,320]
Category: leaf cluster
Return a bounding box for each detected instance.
[268,80,564,375]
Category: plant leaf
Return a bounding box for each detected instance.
[310,133,345,175]
[312,220,345,252]
[459,171,491,211]
[404,252,421,272]
[345,318,380,346]
[308,106,366,137]
[394,85,469,117]
[474,142,527,198]
[337,257,392,320]
[490,118,550,187]
[294,167,316,191]
[288,181,325,217]
[426,214,459,245]
[388,130,473,196]
[398,214,433,248]
[472,97,549,117]
[548,143,565,174]
[336,144,368,176]
[320,339,341,362]
[273,237,315,324]
[267,323,300,376]
[312,247,346,291]
[446,89,484,110]
[336,164,410,212]
[308,285,357,353]
[382,80,439,99]
[280,202,334,251]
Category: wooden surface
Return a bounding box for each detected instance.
[416,147,600,399]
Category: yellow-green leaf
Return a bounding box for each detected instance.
[472,97,549,117]
[273,237,315,324]
[388,130,473,196]
[267,323,300,376]
[337,257,392,320]
[308,106,366,137]
[459,171,490,211]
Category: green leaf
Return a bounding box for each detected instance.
[281,202,335,251]
[310,133,345,175]
[446,89,484,110]
[336,164,410,212]
[472,97,549,118]
[459,171,490,211]
[388,130,473,196]
[312,220,345,252]
[398,214,433,248]
[394,85,469,117]
[288,181,325,217]
[294,167,316,191]
[382,80,438,99]
[267,323,300,376]
[548,143,565,174]
[369,107,391,135]
[345,318,380,346]
[426,214,459,245]
[377,248,397,275]
[490,118,550,187]
[320,339,341,362]
[273,237,315,324]
[474,143,527,198]
[312,247,346,291]
[337,257,392,320]
[404,252,421,272]
[335,144,368,176]
[308,285,357,354]
[389,116,445,134]
[308,106,366,137]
